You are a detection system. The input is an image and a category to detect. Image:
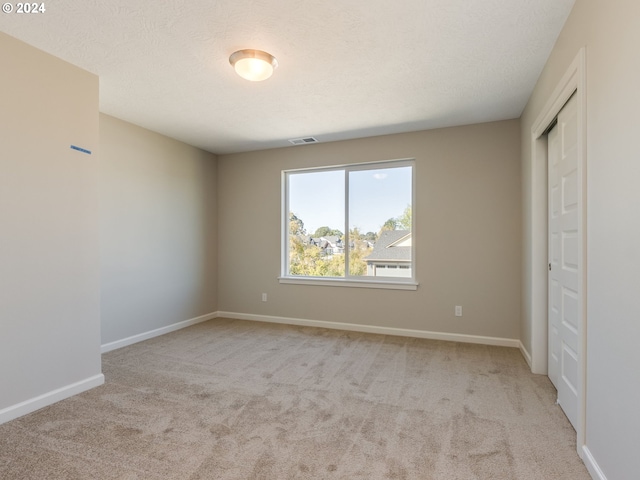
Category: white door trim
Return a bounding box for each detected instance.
[529,47,587,455]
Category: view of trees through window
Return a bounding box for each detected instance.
[285,162,413,279]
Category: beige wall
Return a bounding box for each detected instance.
[218,120,521,340]
[521,0,640,477]
[0,33,102,416]
[99,114,218,345]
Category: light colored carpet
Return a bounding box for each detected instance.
[0,318,591,479]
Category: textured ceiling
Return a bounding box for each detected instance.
[0,0,575,154]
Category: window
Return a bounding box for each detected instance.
[281,159,416,289]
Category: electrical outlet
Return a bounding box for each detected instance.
[262,293,267,302]
[455,305,462,317]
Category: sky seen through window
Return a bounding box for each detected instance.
[288,166,411,235]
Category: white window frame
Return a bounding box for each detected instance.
[280,158,418,290]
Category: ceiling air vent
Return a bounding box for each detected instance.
[288,137,319,145]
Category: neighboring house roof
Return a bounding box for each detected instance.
[298,235,344,251]
[365,230,411,262]
[321,236,343,248]
[306,236,320,246]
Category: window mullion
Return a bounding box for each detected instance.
[344,168,350,277]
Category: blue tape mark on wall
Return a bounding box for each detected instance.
[70,145,92,155]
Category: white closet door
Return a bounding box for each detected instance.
[548,93,580,430]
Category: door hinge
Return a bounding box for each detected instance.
[548,263,552,271]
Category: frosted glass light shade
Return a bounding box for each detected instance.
[229,49,278,82]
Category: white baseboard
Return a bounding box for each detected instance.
[0,374,104,426]
[582,446,608,480]
[101,312,218,353]
[519,341,533,369]
[217,311,520,348]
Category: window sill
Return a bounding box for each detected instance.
[278,276,418,291]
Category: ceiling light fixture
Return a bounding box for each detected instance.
[229,49,278,82]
